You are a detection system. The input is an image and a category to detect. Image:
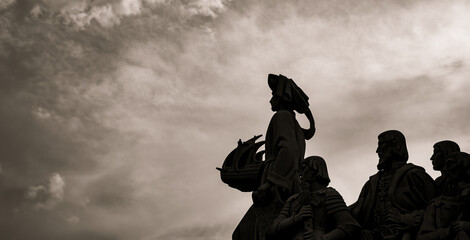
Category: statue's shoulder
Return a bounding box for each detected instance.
[394,163,427,179]
[402,163,425,172]
[324,187,341,196]
[324,187,348,214]
[366,172,379,186]
[272,110,295,119]
[324,187,346,202]
[401,163,434,180]
[392,163,435,192]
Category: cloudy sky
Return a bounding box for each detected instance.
[2,0,470,239]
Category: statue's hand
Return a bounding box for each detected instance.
[384,207,403,224]
[451,221,470,233]
[359,230,375,240]
[252,183,272,206]
[293,205,313,224]
[385,209,423,227]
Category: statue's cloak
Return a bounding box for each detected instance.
[233,110,306,240]
[350,163,436,230]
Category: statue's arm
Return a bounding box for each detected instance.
[396,170,437,228]
[349,180,371,222]
[409,169,437,203]
[385,170,437,227]
[326,188,361,240]
[268,196,304,239]
[323,210,361,240]
[417,202,450,240]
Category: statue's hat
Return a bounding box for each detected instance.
[268,74,309,114]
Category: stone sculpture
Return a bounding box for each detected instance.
[221,74,315,240]
[269,156,360,240]
[349,130,437,240]
[430,141,460,195]
[418,151,470,240]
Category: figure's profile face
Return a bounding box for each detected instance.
[269,94,281,111]
[430,146,445,171]
[376,137,396,170]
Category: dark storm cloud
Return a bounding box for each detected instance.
[0,0,121,209]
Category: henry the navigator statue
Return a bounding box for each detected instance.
[231,74,315,240]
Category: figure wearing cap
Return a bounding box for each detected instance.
[233,74,315,240]
[256,74,315,202]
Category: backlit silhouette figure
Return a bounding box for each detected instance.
[350,130,436,240]
[232,74,315,240]
[269,156,360,240]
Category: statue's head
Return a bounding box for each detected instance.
[269,94,288,112]
[431,140,460,171]
[300,156,330,186]
[268,74,309,113]
[268,74,316,140]
[376,130,408,171]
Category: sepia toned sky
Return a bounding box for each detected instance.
[2,0,470,239]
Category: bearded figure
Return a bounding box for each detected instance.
[349,130,436,240]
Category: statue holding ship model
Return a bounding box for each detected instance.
[218,74,315,240]
[218,73,470,240]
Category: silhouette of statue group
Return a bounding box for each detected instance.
[218,74,470,240]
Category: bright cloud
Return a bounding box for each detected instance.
[0,0,15,10]
[26,173,66,210]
